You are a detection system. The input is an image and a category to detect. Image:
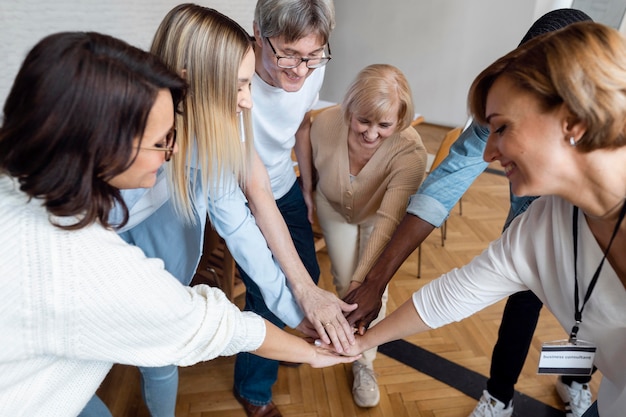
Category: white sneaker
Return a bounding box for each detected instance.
[556,377,592,417]
[469,390,513,417]
[352,362,380,407]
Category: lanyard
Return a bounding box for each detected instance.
[569,201,626,343]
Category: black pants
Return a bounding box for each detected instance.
[487,290,592,404]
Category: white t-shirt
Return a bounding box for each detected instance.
[251,67,324,199]
[413,195,626,417]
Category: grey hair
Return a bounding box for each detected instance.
[254,0,335,43]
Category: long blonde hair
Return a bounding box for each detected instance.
[151,3,255,222]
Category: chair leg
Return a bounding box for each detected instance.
[417,244,422,278]
[441,220,446,247]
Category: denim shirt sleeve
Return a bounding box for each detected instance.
[406,120,490,227]
[114,160,304,328]
[208,183,305,328]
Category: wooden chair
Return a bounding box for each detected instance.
[411,114,425,127]
[417,126,463,278]
[192,217,246,302]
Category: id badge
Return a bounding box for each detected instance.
[537,339,596,376]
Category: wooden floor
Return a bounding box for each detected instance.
[96,123,601,416]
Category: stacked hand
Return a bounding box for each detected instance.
[295,285,358,353]
[342,280,385,335]
[303,337,362,368]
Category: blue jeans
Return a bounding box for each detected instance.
[233,181,320,404]
[78,395,112,417]
[79,365,178,417]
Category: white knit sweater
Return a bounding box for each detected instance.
[0,175,265,417]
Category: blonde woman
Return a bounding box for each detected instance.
[302,64,427,407]
[100,4,354,417]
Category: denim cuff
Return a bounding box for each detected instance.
[406,193,449,228]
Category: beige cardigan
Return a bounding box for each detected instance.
[311,106,427,282]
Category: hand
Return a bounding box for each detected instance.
[342,280,385,335]
[301,188,315,224]
[295,318,318,339]
[308,343,361,368]
[340,333,368,357]
[297,285,358,353]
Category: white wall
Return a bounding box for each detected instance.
[0,0,255,109]
[321,0,575,127]
[3,0,623,127]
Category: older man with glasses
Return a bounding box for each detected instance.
[231,1,363,417]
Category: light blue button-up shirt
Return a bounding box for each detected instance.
[112,165,304,328]
[406,120,535,230]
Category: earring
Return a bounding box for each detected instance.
[569,136,577,147]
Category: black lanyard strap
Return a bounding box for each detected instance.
[569,200,626,343]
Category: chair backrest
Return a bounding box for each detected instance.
[309,104,340,122]
[429,126,463,172]
[410,114,425,127]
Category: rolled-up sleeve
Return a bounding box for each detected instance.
[407,121,490,227]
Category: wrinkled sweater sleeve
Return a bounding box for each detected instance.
[351,127,427,282]
[22,215,266,366]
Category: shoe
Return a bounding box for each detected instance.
[352,362,380,407]
[469,390,513,417]
[233,388,282,417]
[556,377,592,417]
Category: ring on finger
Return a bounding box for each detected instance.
[323,321,332,327]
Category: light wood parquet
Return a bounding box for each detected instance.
[96,123,602,416]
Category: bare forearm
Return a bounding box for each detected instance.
[255,320,360,367]
[245,149,356,351]
[356,299,431,352]
[254,320,317,361]
[249,200,313,294]
[294,111,314,195]
[245,152,314,294]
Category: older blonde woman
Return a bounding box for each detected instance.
[301,64,427,407]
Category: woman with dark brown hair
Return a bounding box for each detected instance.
[0,31,356,417]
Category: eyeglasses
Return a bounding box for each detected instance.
[139,127,176,161]
[265,37,331,69]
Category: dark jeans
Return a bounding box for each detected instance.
[233,181,320,405]
[487,290,592,404]
[582,401,599,417]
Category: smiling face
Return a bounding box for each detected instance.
[108,89,176,189]
[254,29,326,92]
[348,101,400,153]
[482,75,572,197]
